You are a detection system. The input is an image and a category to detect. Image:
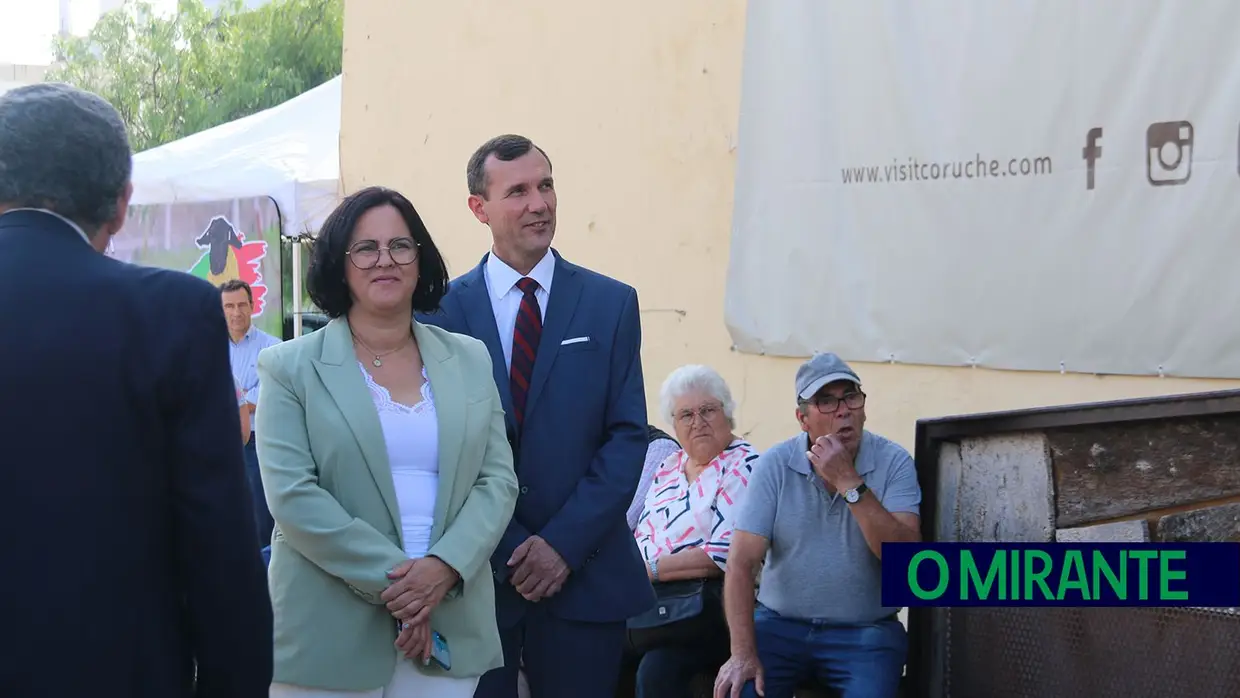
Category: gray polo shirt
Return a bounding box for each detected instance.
[735,430,922,624]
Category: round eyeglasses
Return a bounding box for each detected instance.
[346,237,420,269]
[674,402,724,426]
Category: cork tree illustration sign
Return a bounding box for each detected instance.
[188,216,271,315]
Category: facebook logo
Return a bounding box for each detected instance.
[1082,127,1103,190]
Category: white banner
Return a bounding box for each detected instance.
[725,0,1240,378]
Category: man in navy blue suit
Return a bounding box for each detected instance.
[418,134,654,698]
[0,83,272,697]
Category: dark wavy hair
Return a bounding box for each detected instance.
[306,186,450,318]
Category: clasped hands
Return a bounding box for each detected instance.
[806,433,863,493]
[381,556,458,662]
[508,535,569,603]
[379,537,568,659]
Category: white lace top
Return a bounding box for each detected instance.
[360,362,439,559]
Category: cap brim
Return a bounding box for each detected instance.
[798,373,860,400]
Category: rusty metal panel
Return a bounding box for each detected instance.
[911,390,1240,698]
[1049,417,1240,527]
[944,607,1240,698]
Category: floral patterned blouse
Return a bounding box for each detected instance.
[634,438,760,571]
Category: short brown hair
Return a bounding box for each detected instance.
[466,134,552,198]
[219,279,252,303]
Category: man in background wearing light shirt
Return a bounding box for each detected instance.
[221,278,281,549]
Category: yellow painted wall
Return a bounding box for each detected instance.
[339,0,1238,452]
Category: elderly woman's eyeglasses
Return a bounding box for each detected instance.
[805,391,866,414]
[347,237,420,269]
[675,403,723,426]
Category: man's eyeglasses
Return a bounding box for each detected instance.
[675,403,723,426]
[347,237,420,269]
[804,391,866,414]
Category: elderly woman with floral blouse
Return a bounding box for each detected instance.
[631,364,760,698]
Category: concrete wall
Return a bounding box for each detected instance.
[338,0,1240,451]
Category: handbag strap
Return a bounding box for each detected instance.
[651,576,723,598]
[651,578,707,595]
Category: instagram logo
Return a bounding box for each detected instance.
[1146,120,1194,186]
[1082,127,1103,190]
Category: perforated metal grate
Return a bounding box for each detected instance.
[944,607,1240,698]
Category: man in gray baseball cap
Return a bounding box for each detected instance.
[713,351,923,698]
[795,350,862,399]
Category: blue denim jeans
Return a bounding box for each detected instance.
[740,604,907,698]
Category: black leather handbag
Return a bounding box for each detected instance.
[625,576,726,654]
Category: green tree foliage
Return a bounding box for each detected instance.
[47,0,342,152]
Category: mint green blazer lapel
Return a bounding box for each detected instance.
[413,321,465,544]
[311,318,402,545]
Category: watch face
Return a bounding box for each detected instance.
[845,489,860,503]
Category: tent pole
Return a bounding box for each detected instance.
[292,238,303,338]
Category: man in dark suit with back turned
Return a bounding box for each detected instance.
[0,83,273,697]
[417,134,654,698]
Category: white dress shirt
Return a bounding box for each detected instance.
[229,324,282,434]
[484,248,555,371]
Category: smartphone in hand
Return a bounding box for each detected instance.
[429,631,451,671]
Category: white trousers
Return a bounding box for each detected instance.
[270,656,479,698]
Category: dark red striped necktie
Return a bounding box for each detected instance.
[510,277,542,428]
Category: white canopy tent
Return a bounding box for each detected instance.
[129,76,342,335]
[130,75,341,234]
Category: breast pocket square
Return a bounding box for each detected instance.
[561,336,590,346]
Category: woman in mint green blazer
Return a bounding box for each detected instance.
[256,187,518,697]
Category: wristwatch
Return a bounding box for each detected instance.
[650,558,661,582]
[843,482,869,504]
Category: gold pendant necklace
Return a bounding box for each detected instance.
[352,331,411,368]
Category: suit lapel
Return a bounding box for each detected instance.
[526,254,582,417]
[457,258,517,435]
[415,322,465,542]
[311,318,402,538]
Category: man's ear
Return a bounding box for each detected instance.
[107,181,133,236]
[115,181,133,229]
[467,194,489,224]
[795,407,810,433]
[94,181,134,254]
